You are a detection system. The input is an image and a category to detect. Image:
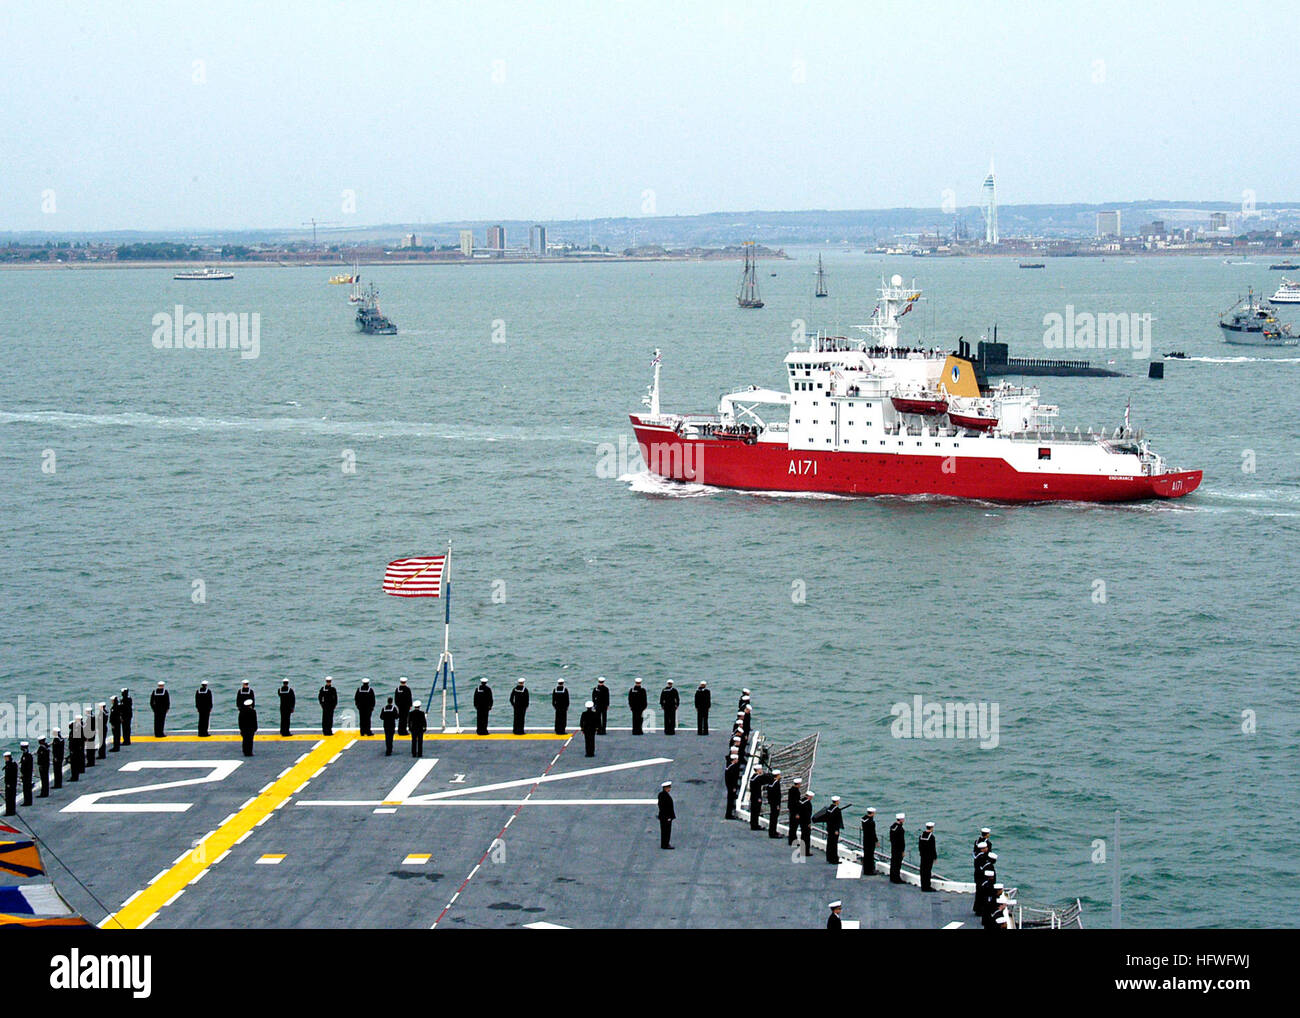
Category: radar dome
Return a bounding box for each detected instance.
[891,273,903,286]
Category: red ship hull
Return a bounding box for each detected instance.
[630,417,1202,503]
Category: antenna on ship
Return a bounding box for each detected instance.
[433,542,459,732]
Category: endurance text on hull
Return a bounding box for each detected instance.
[628,276,1202,504]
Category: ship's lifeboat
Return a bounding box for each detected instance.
[891,394,948,416]
[948,409,998,432]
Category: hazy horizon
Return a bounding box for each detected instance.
[4,0,1294,232]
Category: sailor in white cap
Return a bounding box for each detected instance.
[659,678,679,735]
[149,680,170,738]
[787,778,803,846]
[694,680,710,735]
[551,678,570,735]
[628,678,647,735]
[826,900,843,930]
[2,751,15,816]
[888,813,906,883]
[35,737,50,798]
[919,821,937,891]
[277,678,294,736]
[408,698,427,757]
[473,677,492,735]
[354,678,376,737]
[238,693,258,757]
[796,789,814,856]
[724,751,742,819]
[747,763,768,831]
[657,780,675,848]
[972,840,990,905]
[194,681,213,738]
[737,689,751,712]
[97,701,109,760]
[318,676,338,736]
[379,694,399,754]
[740,704,752,736]
[509,678,529,735]
[812,794,845,863]
[590,677,610,734]
[579,699,598,757]
[765,769,783,838]
[395,676,413,736]
[18,742,34,807]
[974,826,992,854]
[118,687,133,745]
[730,731,746,768]
[82,707,97,769]
[860,807,878,875]
[976,868,997,918]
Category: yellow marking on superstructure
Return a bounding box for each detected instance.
[103,733,351,929]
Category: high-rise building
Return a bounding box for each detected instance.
[1210,212,1229,232]
[487,225,506,253]
[459,230,474,257]
[530,224,547,256]
[1096,211,1121,238]
[982,160,998,245]
[401,233,419,249]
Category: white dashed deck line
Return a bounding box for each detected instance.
[147,869,168,887]
[234,831,251,845]
[258,782,274,795]
[187,870,209,887]
[212,850,231,866]
[239,798,256,811]
[138,912,159,929]
[292,782,309,795]
[295,752,310,764]
[219,813,237,826]
[255,815,271,827]
[943,921,965,929]
[373,808,397,814]
[310,767,325,779]
[276,767,292,779]
[172,851,191,866]
[344,739,357,750]
[120,890,142,909]
[162,890,185,909]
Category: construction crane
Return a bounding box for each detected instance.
[301,218,341,246]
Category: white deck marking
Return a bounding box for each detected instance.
[256,854,285,865]
[403,756,672,804]
[524,921,571,929]
[942,921,965,929]
[383,758,439,803]
[301,797,659,807]
[402,854,431,866]
[837,861,863,879]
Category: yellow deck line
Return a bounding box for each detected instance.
[103,733,351,929]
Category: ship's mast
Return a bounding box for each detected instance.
[852,274,921,350]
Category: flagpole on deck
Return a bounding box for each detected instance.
[434,542,460,733]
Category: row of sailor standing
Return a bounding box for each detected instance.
[4,694,135,815]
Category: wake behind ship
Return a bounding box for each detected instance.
[629,276,1202,502]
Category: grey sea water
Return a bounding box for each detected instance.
[1,252,1296,928]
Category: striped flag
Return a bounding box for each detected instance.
[383,556,446,597]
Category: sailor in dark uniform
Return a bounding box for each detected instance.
[738,688,751,712]
[580,700,598,757]
[740,704,752,736]
[509,679,529,735]
[860,808,878,875]
[18,743,34,807]
[591,677,610,735]
[149,681,169,738]
[51,729,64,790]
[724,752,741,818]
[787,778,803,845]
[408,700,427,757]
[657,781,675,848]
[551,679,570,735]
[813,795,845,863]
[108,696,122,751]
[975,827,992,856]
[747,764,767,831]
[395,677,413,736]
[694,681,710,735]
[272,680,292,736]
[36,738,50,798]
[83,708,97,768]
[3,752,15,816]
[354,679,376,736]
[975,870,996,921]
[628,678,647,735]
[237,697,257,756]
[235,680,256,710]
[919,821,937,891]
[195,682,213,737]
[67,716,83,782]
[730,733,746,768]
[765,769,783,838]
[118,687,133,745]
[797,791,814,856]
[379,696,398,754]
[318,677,338,736]
[888,813,906,883]
[659,679,679,735]
[473,679,492,735]
[826,901,842,929]
[98,703,109,759]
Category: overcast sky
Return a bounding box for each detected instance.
[3,0,1293,231]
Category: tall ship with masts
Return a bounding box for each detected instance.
[630,274,1202,502]
[815,254,828,298]
[737,241,764,308]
